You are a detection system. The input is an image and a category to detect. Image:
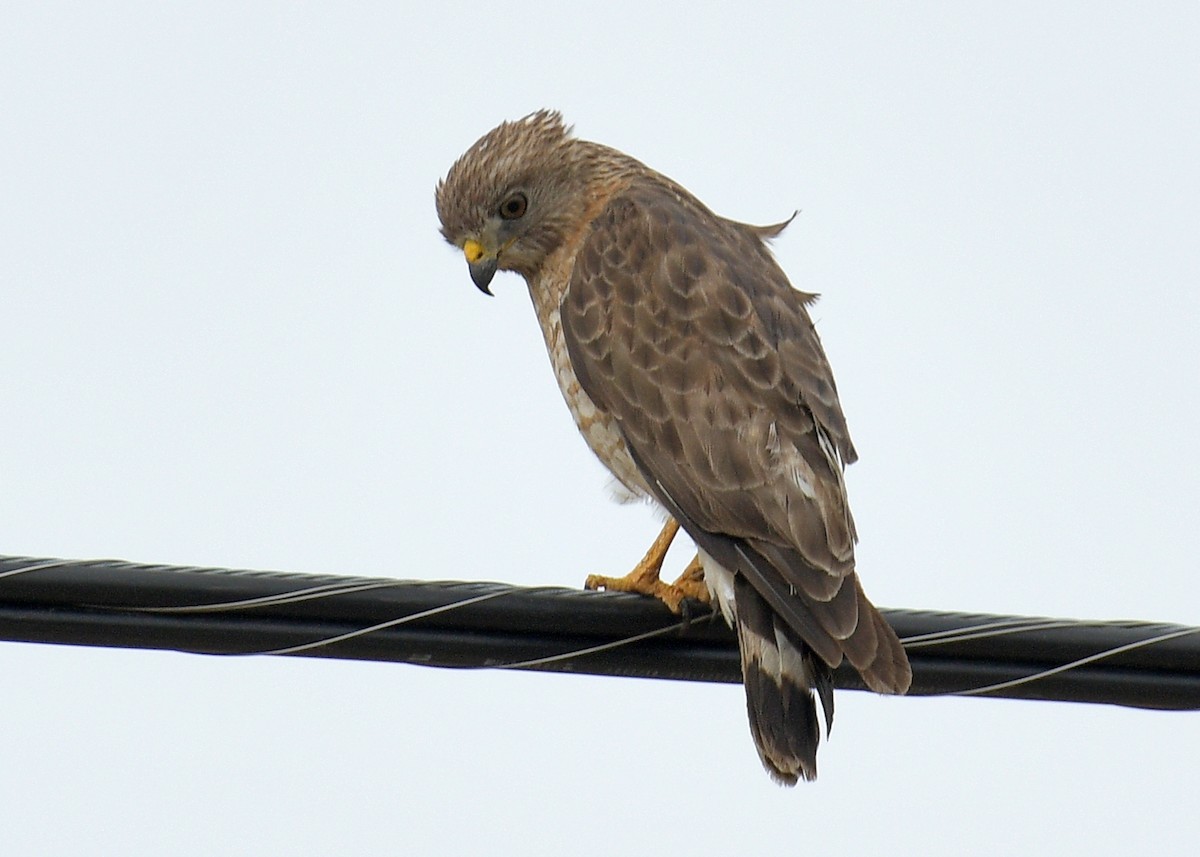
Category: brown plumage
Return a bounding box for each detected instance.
[436,110,911,785]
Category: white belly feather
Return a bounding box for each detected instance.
[542,304,650,498]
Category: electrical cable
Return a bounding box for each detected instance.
[0,555,1195,710]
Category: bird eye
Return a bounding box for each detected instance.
[498,192,528,220]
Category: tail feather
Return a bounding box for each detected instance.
[645,478,912,782]
[734,574,831,785]
[727,537,911,694]
[698,541,910,785]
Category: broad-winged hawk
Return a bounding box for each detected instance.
[436,111,911,784]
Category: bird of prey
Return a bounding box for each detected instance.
[436,111,911,784]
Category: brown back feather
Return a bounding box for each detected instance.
[562,174,910,693]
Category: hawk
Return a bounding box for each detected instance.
[436,111,911,784]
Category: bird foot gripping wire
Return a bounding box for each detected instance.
[584,519,712,614]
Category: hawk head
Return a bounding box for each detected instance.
[436,110,605,294]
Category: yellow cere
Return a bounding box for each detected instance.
[463,239,485,264]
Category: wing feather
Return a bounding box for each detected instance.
[564,178,855,580]
[562,177,909,693]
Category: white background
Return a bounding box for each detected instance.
[2,3,1197,854]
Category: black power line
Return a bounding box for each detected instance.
[0,554,1196,710]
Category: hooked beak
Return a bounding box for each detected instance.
[463,238,498,296]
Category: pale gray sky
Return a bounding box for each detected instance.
[2,3,1197,855]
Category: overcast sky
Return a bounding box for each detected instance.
[2,3,1197,855]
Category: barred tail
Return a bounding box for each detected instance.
[733,575,834,785]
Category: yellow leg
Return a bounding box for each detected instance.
[584,520,710,613]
